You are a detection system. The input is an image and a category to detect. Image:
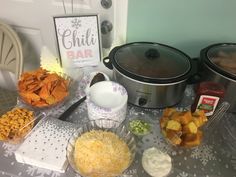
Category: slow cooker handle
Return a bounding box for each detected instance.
[103,46,121,70]
[103,57,113,70]
[187,58,202,84]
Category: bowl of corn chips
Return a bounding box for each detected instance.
[18,68,72,109]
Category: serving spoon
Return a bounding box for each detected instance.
[58,73,106,121]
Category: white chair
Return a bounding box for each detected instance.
[0,20,23,78]
[0,20,23,114]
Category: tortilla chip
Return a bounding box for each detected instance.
[43,73,59,84]
[60,80,68,91]
[35,101,48,107]
[39,85,50,100]
[51,83,68,101]
[27,83,41,93]
[45,95,56,105]
[20,92,41,102]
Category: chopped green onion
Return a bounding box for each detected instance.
[129,119,151,136]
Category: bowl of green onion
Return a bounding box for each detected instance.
[128,119,151,136]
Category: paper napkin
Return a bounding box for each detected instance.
[14,118,76,173]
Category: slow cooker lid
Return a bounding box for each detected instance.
[207,44,236,77]
[114,43,191,81]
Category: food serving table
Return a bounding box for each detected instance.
[0,81,235,177]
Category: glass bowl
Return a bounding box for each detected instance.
[66,119,136,177]
[0,106,46,144]
[159,107,207,149]
[127,118,152,136]
[18,71,72,109]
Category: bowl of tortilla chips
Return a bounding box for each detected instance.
[18,68,71,109]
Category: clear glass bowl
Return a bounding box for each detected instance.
[66,119,136,177]
[127,118,152,136]
[18,72,72,109]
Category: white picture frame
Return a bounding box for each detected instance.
[53,15,101,68]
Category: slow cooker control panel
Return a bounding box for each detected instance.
[135,90,151,107]
[138,97,148,106]
[133,89,152,107]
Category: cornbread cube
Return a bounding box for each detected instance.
[182,122,198,134]
[160,116,169,129]
[163,108,176,117]
[181,130,203,148]
[180,111,193,125]
[161,129,167,137]
[192,110,208,128]
[166,120,181,131]
[172,111,192,125]
[192,117,204,128]
[170,111,181,121]
[181,133,196,141]
[194,110,207,121]
[195,110,206,117]
[166,130,182,145]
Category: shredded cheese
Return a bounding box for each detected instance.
[74,130,131,177]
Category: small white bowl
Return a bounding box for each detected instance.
[86,81,128,126]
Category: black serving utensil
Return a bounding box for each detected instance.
[89,73,106,86]
[58,73,106,121]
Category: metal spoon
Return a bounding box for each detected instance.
[58,73,106,121]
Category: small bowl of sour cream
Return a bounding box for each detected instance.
[142,147,172,177]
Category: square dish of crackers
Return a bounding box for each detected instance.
[0,106,46,144]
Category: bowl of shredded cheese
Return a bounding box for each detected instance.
[66,119,136,177]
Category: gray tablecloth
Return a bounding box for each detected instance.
[0,84,236,177]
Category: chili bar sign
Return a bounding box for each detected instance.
[54,15,101,68]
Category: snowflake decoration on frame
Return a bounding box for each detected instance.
[190,144,216,166]
[71,18,82,29]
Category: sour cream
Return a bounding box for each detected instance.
[142,147,172,177]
